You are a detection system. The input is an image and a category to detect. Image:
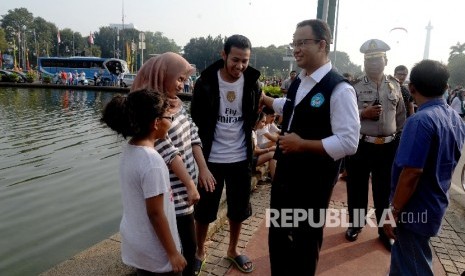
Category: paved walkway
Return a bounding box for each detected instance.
[200,178,465,276]
[42,177,465,276]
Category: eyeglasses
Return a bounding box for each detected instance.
[290,38,322,49]
[160,116,174,122]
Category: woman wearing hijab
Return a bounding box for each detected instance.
[130,53,216,276]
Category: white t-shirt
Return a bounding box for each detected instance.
[209,71,247,163]
[451,96,464,115]
[119,143,181,273]
[256,127,271,149]
[268,122,280,135]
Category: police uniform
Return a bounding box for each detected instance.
[345,39,406,249]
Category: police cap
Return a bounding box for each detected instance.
[360,39,390,58]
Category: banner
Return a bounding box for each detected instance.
[57,31,61,44]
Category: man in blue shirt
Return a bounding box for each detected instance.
[384,60,465,275]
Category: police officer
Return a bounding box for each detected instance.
[345,39,406,251]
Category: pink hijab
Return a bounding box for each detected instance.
[130,52,195,94]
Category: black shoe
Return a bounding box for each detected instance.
[379,234,394,251]
[345,227,362,242]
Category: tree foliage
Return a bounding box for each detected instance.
[448,54,465,87]
[183,35,224,70]
[449,42,465,62]
[0,28,8,51]
[33,17,59,56]
[329,51,362,77]
[447,42,465,87]
[144,31,181,58]
[0,7,361,75]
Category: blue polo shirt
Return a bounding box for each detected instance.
[391,98,465,237]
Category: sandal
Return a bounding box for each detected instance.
[193,257,205,275]
[227,255,255,273]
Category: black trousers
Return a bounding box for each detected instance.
[176,213,196,276]
[346,139,399,235]
[268,154,339,276]
[268,204,324,276]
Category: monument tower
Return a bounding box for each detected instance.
[423,21,433,59]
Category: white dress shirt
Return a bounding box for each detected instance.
[272,61,360,161]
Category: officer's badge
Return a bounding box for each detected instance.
[226,91,236,102]
[311,93,325,107]
[369,40,378,50]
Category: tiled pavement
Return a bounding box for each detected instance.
[199,179,465,276]
[42,177,465,276]
[199,182,270,276]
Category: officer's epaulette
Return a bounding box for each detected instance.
[387,75,399,83]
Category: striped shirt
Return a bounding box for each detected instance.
[155,105,201,216]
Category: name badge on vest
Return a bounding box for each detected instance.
[311,93,325,108]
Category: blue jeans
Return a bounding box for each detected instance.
[389,225,433,276]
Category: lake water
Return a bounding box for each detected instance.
[0,87,125,275]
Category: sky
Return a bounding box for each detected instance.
[1,0,463,75]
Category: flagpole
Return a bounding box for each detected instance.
[57,29,60,57]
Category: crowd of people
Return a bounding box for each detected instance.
[100,18,465,276]
[48,69,127,87]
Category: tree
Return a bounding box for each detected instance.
[59,28,75,57]
[1,8,35,68]
[143,31,181,59]
[449,42,465,62]
[252,45,291,77]
[1,7,34,41]
[0,28,8,51]
[183,35,224,70]
[448,54,465,87]
[32,17,58,57]
[94,26,118,58]
[329,51,362,77]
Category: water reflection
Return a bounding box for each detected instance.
[0,88,124,275]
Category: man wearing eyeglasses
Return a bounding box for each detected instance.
[261,19,360,275]
[345,39,406,251]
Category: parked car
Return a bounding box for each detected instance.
[6,70,28,83]
[0,69,27,83]
[121,73,136,88]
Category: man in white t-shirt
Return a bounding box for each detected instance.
[191,35,261,274]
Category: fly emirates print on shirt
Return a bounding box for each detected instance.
[210,72,246,162]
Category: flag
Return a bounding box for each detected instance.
[88,32,94,45]
[0,50,3,69]
[57,31,61,44]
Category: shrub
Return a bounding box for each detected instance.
[7,73,19,83]
[42,75,52,84]
[262,85,283,98]
[26,71,35,83]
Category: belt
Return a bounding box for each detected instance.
[362,134,396,144]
